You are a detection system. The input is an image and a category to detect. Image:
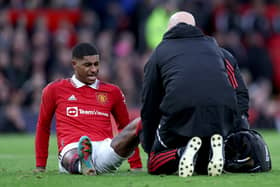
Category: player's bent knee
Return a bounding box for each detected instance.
[61,148,80,174]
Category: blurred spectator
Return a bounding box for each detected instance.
[245,32,273,82]
[77,10,100,36]
[267,1,280,93]
[47,0,81,9]
[53,19,77,48]
[49,46,72,81]
[240,0,271,38]
[145,0,178,49]
[0,104,26,133]
[31,16,50,48]
[268,35,280,93]
[129,0,152,53]
[0,9,13,49]
[0,72,26,133]
[249,79,277,129]
[95,30,114,83]
[213,0,242,33]
[0,72,9,106]
[113,31,140,107]
[97,30,114,63]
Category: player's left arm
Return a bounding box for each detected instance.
[34,84,56,171]
[111,87,130,131]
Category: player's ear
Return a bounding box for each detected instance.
[72,60,77,66]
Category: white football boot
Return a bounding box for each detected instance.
[208,134,224,176]
[178,137,202,177]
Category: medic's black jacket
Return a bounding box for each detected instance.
[221,48,249,117]
[141,23,241,153]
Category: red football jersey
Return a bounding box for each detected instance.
[35,77,130,167]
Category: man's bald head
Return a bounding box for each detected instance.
[167,11,196,31]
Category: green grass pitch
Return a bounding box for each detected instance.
[0,130,279,187]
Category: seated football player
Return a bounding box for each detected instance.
[34,42,142,175]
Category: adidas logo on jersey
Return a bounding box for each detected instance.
[68,95,77,101]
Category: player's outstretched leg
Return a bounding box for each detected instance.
[78,136,96,176]
[208,134,224,176]
[179,137,202,177]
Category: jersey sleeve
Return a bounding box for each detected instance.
[111,87,130,131]
[35,84,56,167]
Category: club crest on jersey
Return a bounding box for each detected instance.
[96,93,108,104]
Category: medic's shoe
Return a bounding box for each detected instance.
[179,136,202,177]
[208,134,224,176]
[78,136,96,176]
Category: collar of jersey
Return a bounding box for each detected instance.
[71,75,99,89]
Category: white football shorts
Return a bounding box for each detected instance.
[58,138,126,174]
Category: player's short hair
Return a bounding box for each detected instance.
[72,43,99,59]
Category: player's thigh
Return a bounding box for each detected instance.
[93,138,125,173]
